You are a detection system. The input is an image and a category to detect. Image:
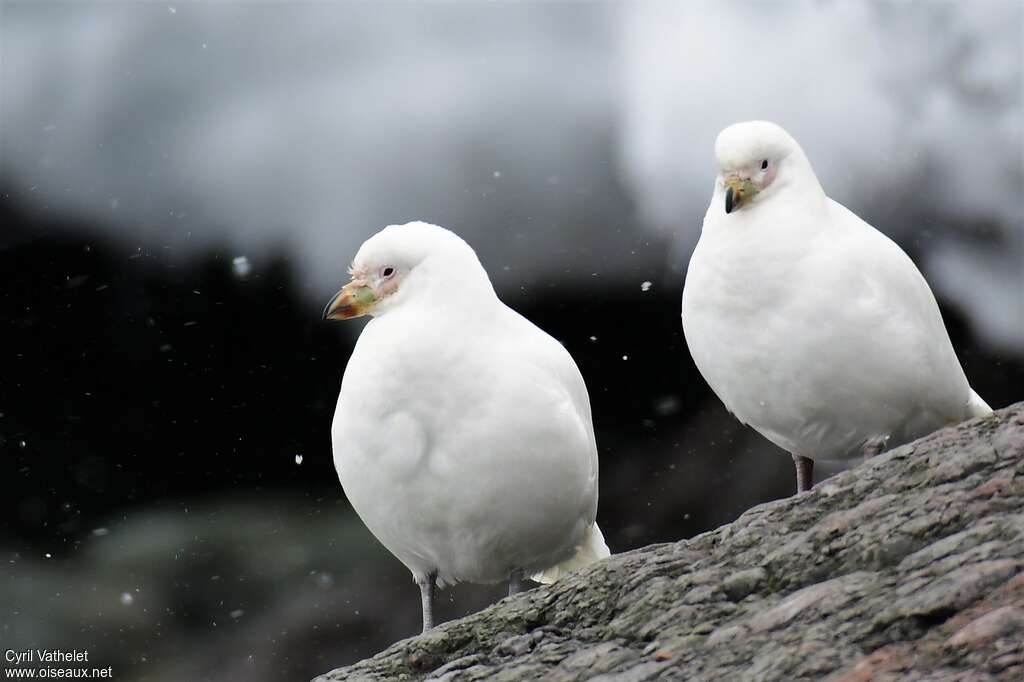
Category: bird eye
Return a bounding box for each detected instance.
[761,159,768,170]
[380,266,395,279]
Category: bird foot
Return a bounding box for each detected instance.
[862,438,886,460]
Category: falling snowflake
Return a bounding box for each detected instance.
[232,256,252,278]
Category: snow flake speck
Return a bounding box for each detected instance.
[232,256,252,278]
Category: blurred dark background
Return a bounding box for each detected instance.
[1,2,1021,681]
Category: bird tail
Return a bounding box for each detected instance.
[531,523,610,585]
[966,389,993,418]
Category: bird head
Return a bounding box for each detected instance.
[713,120,811,215]
[323,221,491,321]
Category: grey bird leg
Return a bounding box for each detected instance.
[416,572,436,633]
[792,454,814,494]
[508,568,525,597]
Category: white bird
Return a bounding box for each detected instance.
[323,221,609,633]
[681,121,992,494]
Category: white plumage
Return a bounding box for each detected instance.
[325,221,608,631]
[682,121,991,491]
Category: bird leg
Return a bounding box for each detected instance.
[416,572,437,633]
[508,568,525,597]
[792,454,814,494]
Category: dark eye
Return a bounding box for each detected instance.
[380,266,395,279]
[761,159,769,170]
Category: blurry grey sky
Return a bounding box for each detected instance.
[1,0,1021,351]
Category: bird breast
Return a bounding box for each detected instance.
[331,310,598,584]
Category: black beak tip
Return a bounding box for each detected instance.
[322,298,336,321]
[724,187,735,214]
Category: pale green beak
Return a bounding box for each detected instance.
[724,176,759,214]
[323,280,376,321]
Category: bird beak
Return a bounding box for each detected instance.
[724,176,759,214]
[323,280,376,321]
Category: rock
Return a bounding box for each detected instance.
[945,606,1024,648]
[314,402,1024,681]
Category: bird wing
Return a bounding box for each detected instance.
[495,307,600,512]
[809,199,974,427]
[498,312,609,581]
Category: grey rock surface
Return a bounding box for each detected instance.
[315,402,1024,681]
